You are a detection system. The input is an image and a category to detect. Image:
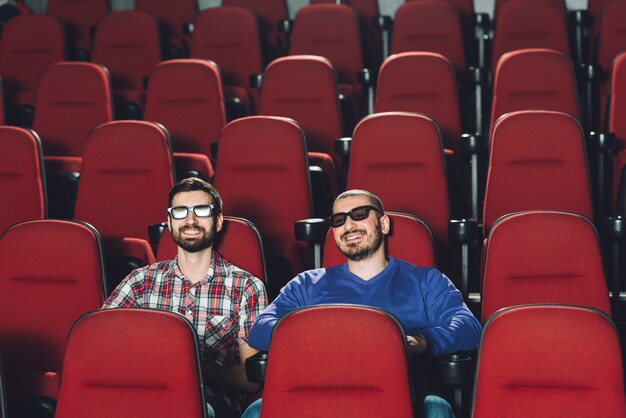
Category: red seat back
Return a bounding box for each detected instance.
[609,52,626,205]
[157,216,267,282]
[344,112,450,262]
[491,0,570,72]
[483,111,593,234]
[0,127,46,236]
[323,212,436,268]
[375,52,462,156]
[73,121,174,243]
[489,48,580,141]
[46,0,109,54]
[215,116,312,279]
[55,309,206,418]
[92,11,162,97]
[0,14,65,107]
[259,55,344,168]
[144,59,225,159]
[392,1,466,80]
[473,305,626,418]
[482,211,610,321]
[0,220,106,399]
[261,305,414,418]
[33,62,113,160]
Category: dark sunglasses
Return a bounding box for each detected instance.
[329,205,383,228]
[167,204,216,220]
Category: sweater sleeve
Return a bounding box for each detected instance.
[418,269,482,356]
[247,271,315,350]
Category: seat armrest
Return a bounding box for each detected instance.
[374,15,392,30]
[148,222,168,248]
[449,219,479,299]
[249,73,263,89]
[295,218,328,243]
[246,351,268,384]
[433,350,476,387]
[334,137,352,157]
[278,18,292,34]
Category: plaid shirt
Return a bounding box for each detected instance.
[102,250,268,413]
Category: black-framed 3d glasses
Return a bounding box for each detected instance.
[167,204,217,220]
[329,205,383,228]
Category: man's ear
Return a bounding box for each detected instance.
[167,217,172,231]
[380,214,391,235]
[215,213,224,232]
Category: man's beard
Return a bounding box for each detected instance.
[338,226,384,262]
[172,224,214,253]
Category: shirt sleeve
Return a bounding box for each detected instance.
[101,268,145,309]
[237,275,269,345]
[417,269,482,356]
[247,272,313,351]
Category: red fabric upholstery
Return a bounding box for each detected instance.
[290,4,365,116]
[323,212,436,268]
[261,305,414,418]
[55,309,206,418]
[491,0,570,72]
[596,0,626,77]
[73,121,174,263]
[391,1,466,81]
[135,0,197,55]
[375,52,463,158]
[157,216,267,282]
[215,116,312,280]
[190,7,263,113]
[259,55,343,178]
[344,112,450,267]
[482,211,610,321]
[144,59,224,179]
[0,14,65,108]
[473,305,626,418]
[408,0,474,22]
[34,62,113,172]
[0,127,45,236]
[489,49,580,142]
[222,0,289,56]
[91,11,162,109]
[0,220,106,400]
[483,111,593,234]
[46,0,109,54]
[608,52,626,210]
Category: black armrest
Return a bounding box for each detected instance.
[588,131,615,220]
[472,13,490,69]
[374,15,392,30]
[148,222,168,248]
[568,10,590,68]
[449,219,479,300]
[249,73,263,89]
[334,137,352,157]
[277,18,292,35]
[245,351,268,384]
[433,350,476,387]
[604,215,625,311]
[295,218,328,269]
[182,21,194,36]
[461,133,485,221]
[374,15,392,60]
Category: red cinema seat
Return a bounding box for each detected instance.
[473,305,626,418]
[144,59,225,180]
[46,0,109,60]
[609,52,626,207]
[73,121,174,292]
[0,126,46,237]
[91,11,162,118]
[55,309,207,418]
[135,0,197,58]
[0,220,106,407]
[260,305,414,418]
[482,211,610,322]
[189,7,263,115]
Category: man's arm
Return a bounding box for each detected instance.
[203,342,261,394]
[101,269,144,308]
[416,269,481,356]
[247,272,314,350]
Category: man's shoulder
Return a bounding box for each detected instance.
[391,257,443,280]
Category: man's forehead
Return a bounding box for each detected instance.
[332,195,371,213]
[172,190,213,205]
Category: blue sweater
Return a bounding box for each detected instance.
[248,257,481,356]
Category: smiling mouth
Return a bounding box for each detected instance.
[342,229,366,242]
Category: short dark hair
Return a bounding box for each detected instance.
[168,177,222,214]
[333,189,384,214]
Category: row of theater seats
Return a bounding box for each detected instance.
[0,207,620,417]
[1,104,626,298]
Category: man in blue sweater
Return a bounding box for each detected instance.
[242,189,482,418]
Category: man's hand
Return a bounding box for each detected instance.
[406,335,427,356]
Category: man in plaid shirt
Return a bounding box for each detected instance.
[103,178,268,418]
